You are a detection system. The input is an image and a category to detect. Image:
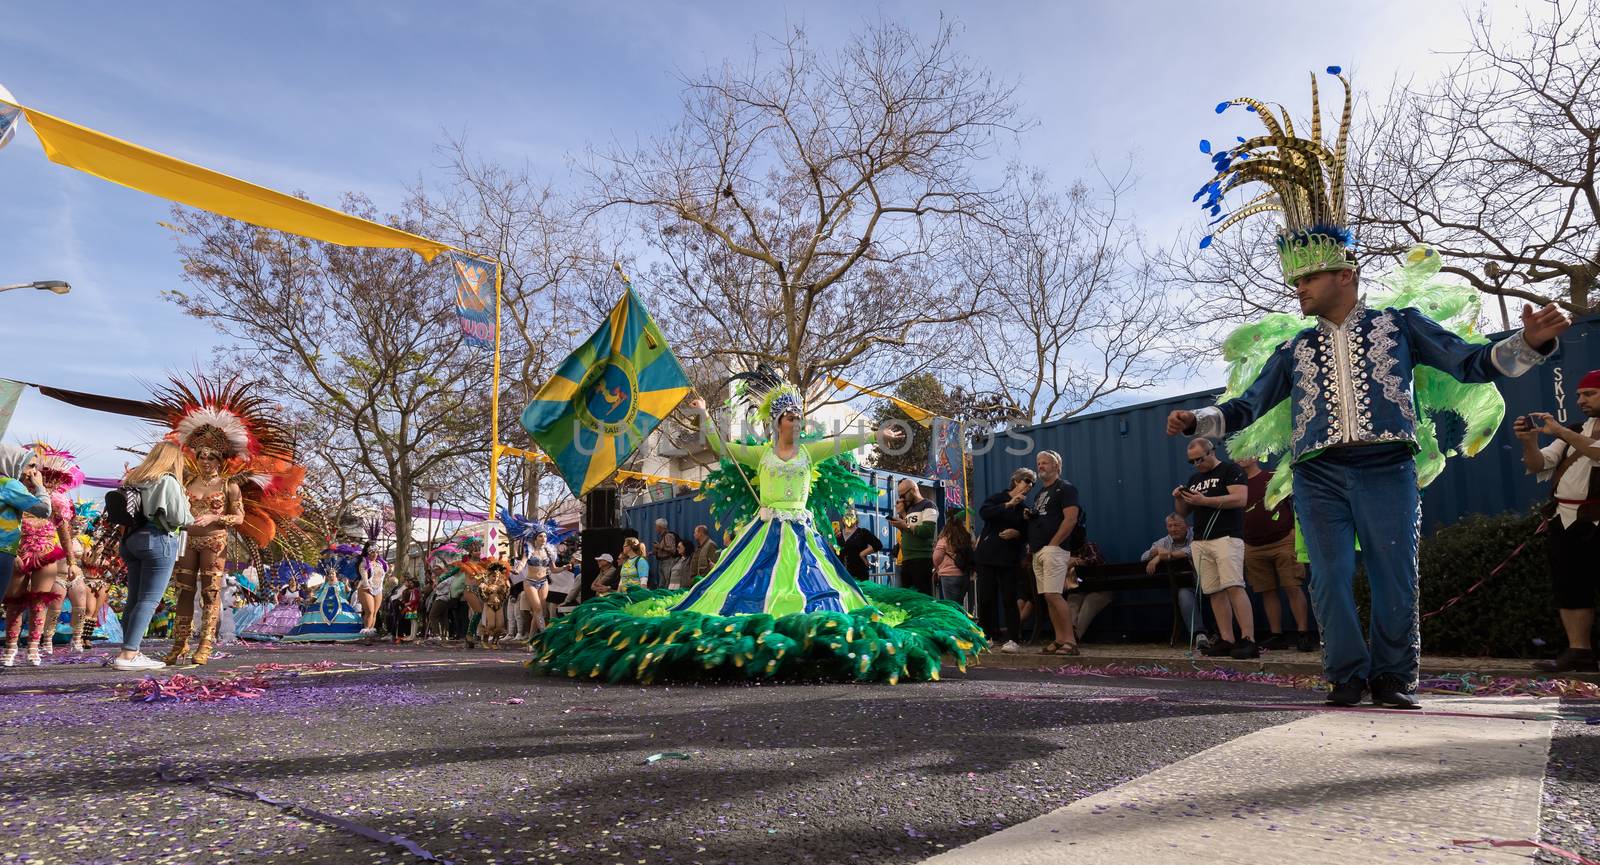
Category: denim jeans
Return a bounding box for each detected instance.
[120,527,181,652]
[1292,445,1421,688]
[938,575,969,607]
[1177,587,1199,637]
[0,550,14,602]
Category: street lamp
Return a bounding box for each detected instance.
[0,280,71,295]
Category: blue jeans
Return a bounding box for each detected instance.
[939,575,969,606]
[0,550,15,602]
[120,527,181,652]
[1177,587,1198,637]
[1292,445,1421,688]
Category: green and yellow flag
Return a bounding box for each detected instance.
[520,286,691,497]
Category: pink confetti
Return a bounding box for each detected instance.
[130,672,270,703]
[1453,838,1600,864]
[1044,663,1600,698]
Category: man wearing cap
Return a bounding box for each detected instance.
[590,553,619,596]
[1025,449,1086,656]
[1515,369,1600,673]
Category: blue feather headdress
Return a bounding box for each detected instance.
[499,508,576,547]
[1194,66,1357,286]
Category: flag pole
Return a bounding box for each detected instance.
[488,260,504,526]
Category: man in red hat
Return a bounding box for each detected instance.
[1515,369,1600,673]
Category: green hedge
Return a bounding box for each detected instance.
[1353,508,1555,658]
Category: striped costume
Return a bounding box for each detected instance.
[530,410,986,685]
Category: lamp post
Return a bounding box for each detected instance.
[0,280,71,295]
[421,483,442,568]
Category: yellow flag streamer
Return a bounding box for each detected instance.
[829,376,935,427]
[4,98,451,261]
[497,444,701,489]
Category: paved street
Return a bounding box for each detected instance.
[0,642,1593,865]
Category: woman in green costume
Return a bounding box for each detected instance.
[529,371,988,685]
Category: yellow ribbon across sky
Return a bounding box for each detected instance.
[2,96,451,261]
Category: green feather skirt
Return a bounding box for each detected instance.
[528,582,987,685]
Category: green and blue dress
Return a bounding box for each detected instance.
[529,421,986,684]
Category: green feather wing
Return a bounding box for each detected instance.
[1217,245,1504,508]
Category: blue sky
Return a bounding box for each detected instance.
[0,0,1481,479]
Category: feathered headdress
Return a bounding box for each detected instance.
[152,375,294,462]
[1194,66,1355,286]
[498,508,576,547]
[729,364,803,425]
[150,374,304,548]
[28,442,83,491]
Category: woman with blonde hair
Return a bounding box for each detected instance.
[617,537,649,592]
[110,441,192,672]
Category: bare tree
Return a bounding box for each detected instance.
[284,406,382,533]
[956,165,1181,424]
[590,18,1027,394]
[1354,0,1599,314]
[412,141,625,516]
[165,196,490,567]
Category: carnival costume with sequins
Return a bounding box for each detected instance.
[1186,69,1554,691]
[531,369,986,685]
[3,454,77,658]
[150,376,303,665]
[4,446,79,658]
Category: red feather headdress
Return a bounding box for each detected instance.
[150,375,304,548]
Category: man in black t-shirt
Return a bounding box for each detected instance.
[836,512,883,582]
[1173,437,1259,659]
[1025,450,1085,655]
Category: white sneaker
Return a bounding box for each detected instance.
[1,647,15,667]
[359,628,377,636]
[999,640,1022,654]
[1193,634,1211,651]
[112,653,167,672]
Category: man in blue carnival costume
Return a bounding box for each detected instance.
[1166,67,1571,709]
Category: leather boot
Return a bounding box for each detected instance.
[191,601,222,666]
[164,616,193,665]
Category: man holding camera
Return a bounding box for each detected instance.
[1515,369,1600,673]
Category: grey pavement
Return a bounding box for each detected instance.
[0,641,1592,865]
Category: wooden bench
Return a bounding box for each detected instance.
[1029,560,1197,646]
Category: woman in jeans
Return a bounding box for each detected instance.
[932,512,974,609]
[111,441,193,672]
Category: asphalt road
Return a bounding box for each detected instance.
[0,642,1591,865]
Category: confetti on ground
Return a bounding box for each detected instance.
[157,762,456,864]
[643,752,693,764]
[1045,662,1600,698]
[130,673,272,703]
[1452,837,1600,864]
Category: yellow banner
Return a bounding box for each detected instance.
[829,376,935,427]
[5,98,451,261]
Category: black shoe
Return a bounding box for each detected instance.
[1532,649,1599,674]
[1201,639,1235,658]
[1370,674,1421,710]
[1326,677,1366,706]
[1259,632,1290,650]
[1230,637,1261,659]
[1296,630,1318,652]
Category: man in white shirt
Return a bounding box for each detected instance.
[1516,369,1600,673]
